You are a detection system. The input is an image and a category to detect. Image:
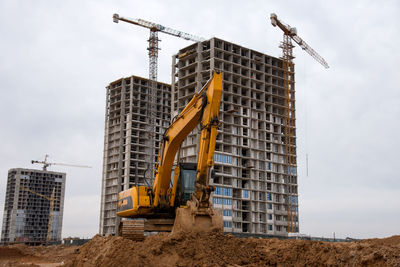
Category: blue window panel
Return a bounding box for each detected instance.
[223,221,232,228]
[215,187,223,195]
[215,187,233,196]
[267,203,272,209]
[214,197,232,205]
[267,193,272,201]
[214,153,232,164]
[266,162,271,170]
[213,197,223,205]
[223,198,232,205]
[222,210,232,216]
[224,188,232,196]
[243,190,249,198]
[289,196,298,204]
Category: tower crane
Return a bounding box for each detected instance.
[269,13,329,233]
[112,14,204,81]
[31,154,91,171]
[112,14,204,183]
[20,186,57,244]
[270,13,329,68]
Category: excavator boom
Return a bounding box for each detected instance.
[152,72,222,208]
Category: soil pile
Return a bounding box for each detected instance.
[67,232,400,267]
[0,244,76,267]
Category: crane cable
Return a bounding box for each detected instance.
[302,58,309,177]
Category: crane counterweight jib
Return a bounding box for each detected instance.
[113,13,119,23]
[271,13,277,27]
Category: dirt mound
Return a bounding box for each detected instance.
[66,233,400,267]
[0,244,76,267]
[0,246,27,259]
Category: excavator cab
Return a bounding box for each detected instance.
[175,162,197,206]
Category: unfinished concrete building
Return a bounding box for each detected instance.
[1,168,66,245]
[100,75,171,236]
[172,38,299,236]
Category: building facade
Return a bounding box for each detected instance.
[100,75,171,235]
[1,168,66,245]
[172,38,299,235]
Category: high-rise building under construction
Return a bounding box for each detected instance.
[99,75,171,236]
[1,168,66,245]
[172,38,299,235]
[100,37,299,236]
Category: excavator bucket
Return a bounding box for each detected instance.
[172,203,223,233]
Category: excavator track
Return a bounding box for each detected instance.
[119,219,145,241]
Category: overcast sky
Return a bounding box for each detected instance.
[1,0,399,239]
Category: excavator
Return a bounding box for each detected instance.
[117,71,224,240]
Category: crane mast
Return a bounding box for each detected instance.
[270,13,329,234]
[112,14,204,183]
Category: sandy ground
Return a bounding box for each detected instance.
[1,232,400,267]
[0,244,77,267]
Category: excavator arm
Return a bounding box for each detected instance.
[117,71,223,218]
[152,71,222,209]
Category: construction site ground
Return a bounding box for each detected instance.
[1,231,399,267]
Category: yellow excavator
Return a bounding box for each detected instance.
[117,71,224,240]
